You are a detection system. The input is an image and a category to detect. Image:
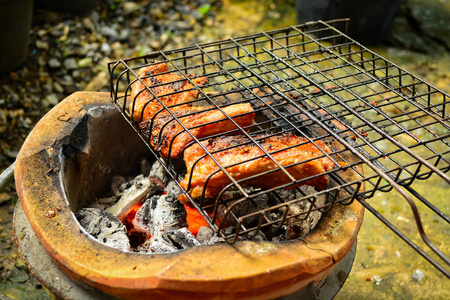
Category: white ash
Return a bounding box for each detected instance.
[196,226,214,243]
[165,180,183,198]
[133,194,187,237]
[76,208,130,252]
[138,237,178,253]
[195,227,225,245]
[137,228,201,253]
[283,185,326,240]
[149,160,170,185]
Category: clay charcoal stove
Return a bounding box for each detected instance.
[13,19,449,299]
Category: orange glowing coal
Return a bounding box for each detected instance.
[119,198,216,241]
[184,204,211,236]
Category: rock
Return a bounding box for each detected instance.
[53,81,64,93]
[122,2,140,15]
[84,71,108,91]
[9,92,19,103]
[78,57,93,68]
[48,58,61,68]
[58,74,73,86]
[37,29,47,37]
[35,40,49,50]
[82,17,96,31]
[71,70,82,79]
[160,32,170,45]
[45,94,59,106]
[150,40,162,50]
[409,0,450,49]
[100,25,119,39]
[64,58,78,70]
[0,193,12,205]
[7,268,30,283]
[168,21,191,31]
[100,42,112,55]
[0,110,6,133]
[90,10,100,25]
[412,269,424,282]
[37,56,47,67]
[387,0,450,53]
[118,28,130,41]
[111,41,124,57]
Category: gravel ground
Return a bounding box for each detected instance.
[0,0,448,298]
[0,0,221,298]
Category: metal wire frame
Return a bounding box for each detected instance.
[108,19,449,277]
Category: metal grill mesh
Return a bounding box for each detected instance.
[109,19,449,277]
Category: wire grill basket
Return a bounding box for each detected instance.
[109,19,449,277]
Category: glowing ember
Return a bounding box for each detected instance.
[120,201,147,248]
[184,204,210,236]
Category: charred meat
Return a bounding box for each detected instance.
[179,133,334,203]
[130,61,209,122]
[139,103,255,158]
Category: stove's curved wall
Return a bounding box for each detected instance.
[61,103,151,211]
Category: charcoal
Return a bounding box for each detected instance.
[221,226,236,239]
[242,231,267,242]
[218,188,271,228]
[133,194,187,237]
[106,175,162,217]
[272,188,296,203]
[165,180,183,198]
[270,226,288,242]
[217,186,325,241]
[196,226,214,243]
[284,185,326,240]
[162,227,200,249]
[207,234,225,245]
[138,237,178,253]
[75,208,130,251]
[149,160,170,185]
[196,227,225,245]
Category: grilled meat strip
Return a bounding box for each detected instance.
[140,103,255,158]
[179,133,334,203]
[130,61,209,122]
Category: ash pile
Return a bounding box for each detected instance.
[75,160,325,254]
